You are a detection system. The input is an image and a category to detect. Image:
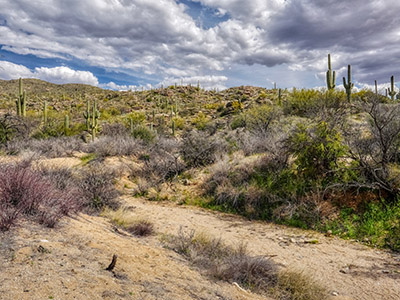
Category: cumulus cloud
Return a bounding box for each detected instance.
[34,66,98,85]
[0,61,99,85]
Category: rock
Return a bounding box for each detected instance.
[326,230,333,237]
[290,238,296,243]
[340,267,350,274]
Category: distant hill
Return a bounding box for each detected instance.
[0,78,104,96]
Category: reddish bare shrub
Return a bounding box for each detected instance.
[0,163,80,231]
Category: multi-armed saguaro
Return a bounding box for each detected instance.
[388,76,397,101]
[343,65,354,101]
[83,99,100,141]
[16,78,27,117]
[326,54,336,91]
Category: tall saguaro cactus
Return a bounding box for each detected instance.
[83,100,100,141]
[343,64,354,101]
[388,76,397,101]
[326,54,336,91]
[90,100,100,141]
[83,100,90,130]
[16,78,27,117]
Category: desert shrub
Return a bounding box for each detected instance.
[6,136,84,157]
[76,165,120,213]
[0,163,80,230]
[245,104,281,137]
[86,135,143,157]
[101,122,129,136]
[345,98,400,198]
[283,89,347,118]
[0,114,29,145]
[230,113,246,130]
[131,124,156,143]
[163,229,278,289]
[192,111,210,130]
[180,130,225,168]
[286,121,353,186]
[126,219,154,237]
[134,137,184,188]
[125,111,146,126]
[32,119,65,139]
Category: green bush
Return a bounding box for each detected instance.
[286,121,355,186]
[131,124,156,143]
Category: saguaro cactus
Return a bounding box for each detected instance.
[375,80,378,95]
[16,78,27,117]
[326,54,336,91]
[83,100,90,130]
[83,100,100,141]
[90,100,100,141]
[388,76,397,101]
[343,64,354,101]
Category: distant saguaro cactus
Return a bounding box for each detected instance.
[388,76,397,101]
[326,54,336,91]
[343,65,354,101]
[16,78,27,117]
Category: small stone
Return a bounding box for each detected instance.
[382,270,390,274]
[331,291,339,296]
[326,230,333,237]
[340,267,350,274]
[290,238,296,243]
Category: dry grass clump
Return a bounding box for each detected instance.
[271,269,328,300]
[103,207,155,237]
[162,229,328,299]
[162,229,278,292]
[126,220,154,237]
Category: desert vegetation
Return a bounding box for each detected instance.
[1,57,400,299]
[1,62,400,253]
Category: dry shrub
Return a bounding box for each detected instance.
[163,229,328,299]
[101,123,129,136]
[76,164,120,213]
[6,136,84,157]
[0,163,80,231]
[103,207,154,237]
[134,137,184,188]
[180,130,226,168]
[162,229,278,292]
[86,135,143,157]
[126,219,154,237]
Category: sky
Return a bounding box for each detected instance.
[0,0,399,92]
